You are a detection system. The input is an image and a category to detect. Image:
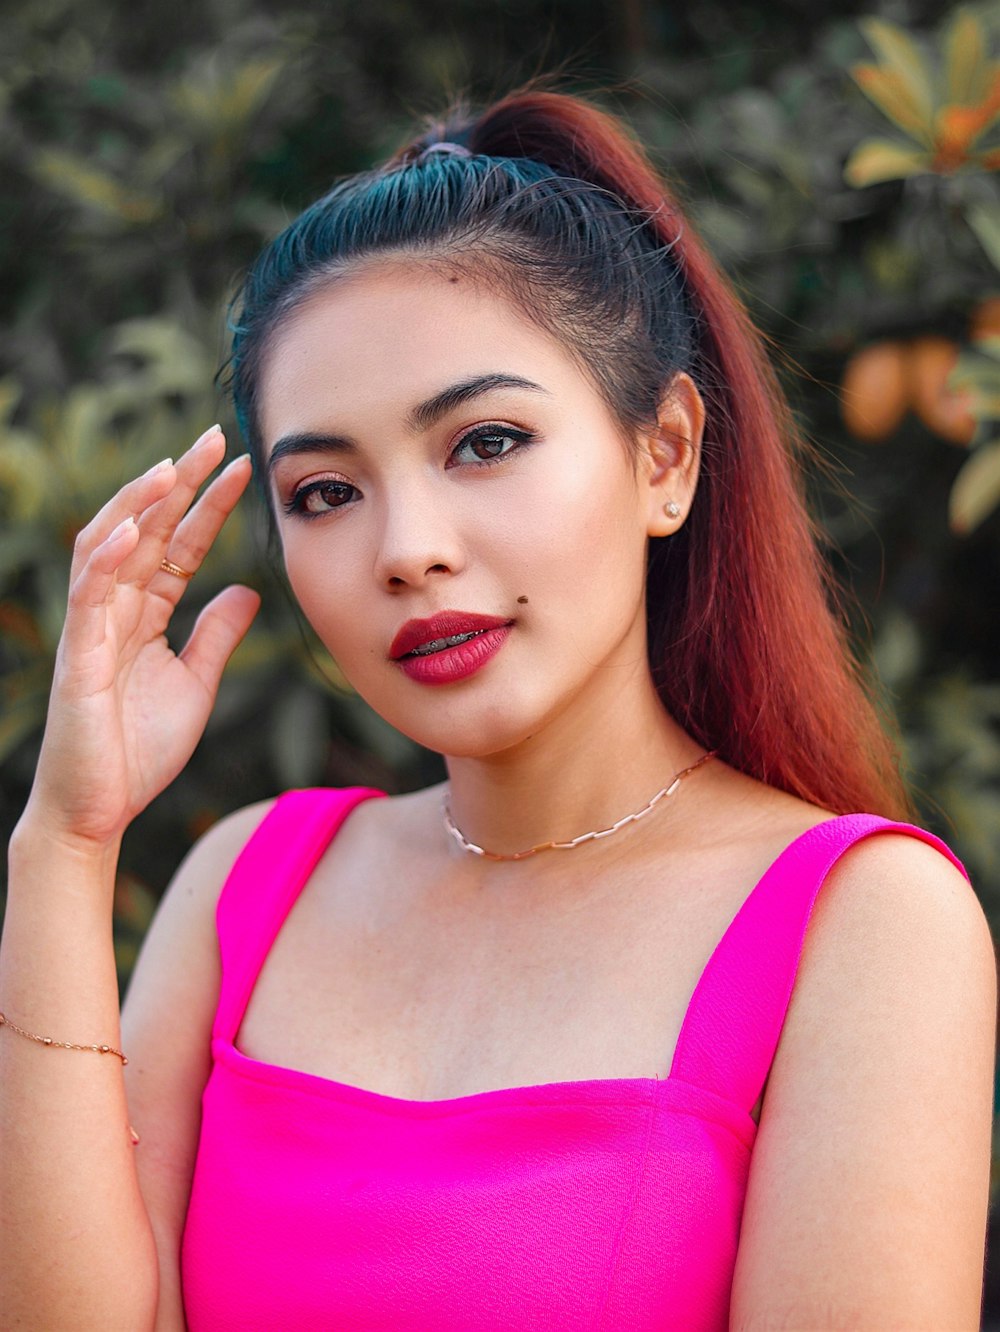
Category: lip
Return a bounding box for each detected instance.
[389,611,514,660]
[389,611,514,686]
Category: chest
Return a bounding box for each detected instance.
[235,840,765,1109]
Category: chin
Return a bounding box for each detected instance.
[364,690,546,762]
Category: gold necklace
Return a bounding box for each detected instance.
[442,751,717,861]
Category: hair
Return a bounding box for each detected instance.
[227,84,915,821]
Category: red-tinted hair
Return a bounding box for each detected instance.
[439,89,913,819]
[231,85,913,819]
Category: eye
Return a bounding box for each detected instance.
[284,478,359,517]
[449,424,535,466]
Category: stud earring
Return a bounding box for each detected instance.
[663,499,681,519]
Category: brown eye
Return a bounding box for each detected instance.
[285,479,358,516]
[471,434,511,459]
[451,425,534,466]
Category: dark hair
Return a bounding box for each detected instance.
[228,86,914,820]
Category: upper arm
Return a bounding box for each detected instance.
[730,833,997,1331]
[120,798,275,1331]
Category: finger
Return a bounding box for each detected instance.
[62,516,142,659]
[178,584,262,697]
[149,454,254,597]
[117,429,229,583]
[70,459,178,582]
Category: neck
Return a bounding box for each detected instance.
[442,664,707,861]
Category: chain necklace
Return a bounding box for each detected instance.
[442,750,717,862]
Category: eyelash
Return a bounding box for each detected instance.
[282,423,537,518]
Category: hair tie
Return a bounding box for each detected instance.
[417,141,472,161]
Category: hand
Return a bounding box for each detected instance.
[23,426,261,850]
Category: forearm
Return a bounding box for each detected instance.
[0,814,158,1330]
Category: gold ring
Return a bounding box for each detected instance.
[159,558,195,581]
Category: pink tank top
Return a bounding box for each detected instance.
[180,788,966,1330]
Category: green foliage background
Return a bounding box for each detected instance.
[3,0,1000,1297]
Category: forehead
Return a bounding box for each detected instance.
[256,261,593,443]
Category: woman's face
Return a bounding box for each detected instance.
[259,261,694,758]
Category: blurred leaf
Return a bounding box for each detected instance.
[970,332,1000,359]
[967,202,1000,270]
[0,378,22,421]
[170,55,287,137]
[108,319,212,398]
[952,344,1000,421]
[945,9,992,106]
[0,435,48,520]
[874,609,922,687]
[844,137,930,187]
[32,149,161,224]
[851,65,933,143]
[859,17,935,123]
[949,437,1000,533]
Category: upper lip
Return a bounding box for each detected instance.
[389,611,513,659]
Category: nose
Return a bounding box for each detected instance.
[372,485,466,590]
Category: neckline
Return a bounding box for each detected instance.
[220,790,870,1121]
[216,1036,757,1146]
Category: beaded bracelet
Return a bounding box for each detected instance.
[0,1010,128,1064]
[0,1011,139,1143]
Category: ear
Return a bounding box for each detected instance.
[639,371,704,537]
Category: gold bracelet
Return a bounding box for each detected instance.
[0,1011,128,1065]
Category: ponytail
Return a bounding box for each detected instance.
[231,85,914,820]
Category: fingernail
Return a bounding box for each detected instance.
[143,458,172,477]
[110,516,136,542]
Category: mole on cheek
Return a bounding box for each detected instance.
[517,595,529,604]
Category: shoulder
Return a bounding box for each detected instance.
[780,819,996,1116]
[799,821,992,994]
[730,821,997,1327]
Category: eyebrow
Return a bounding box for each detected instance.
[266,372,550,477]
[406,373,549,432]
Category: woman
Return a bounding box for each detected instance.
[1,87,995,1330]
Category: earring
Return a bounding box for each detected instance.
[663,499,681,519]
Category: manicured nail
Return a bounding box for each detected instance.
[143,458,172,477]
[109,516,136,542]
[188,425,221,453]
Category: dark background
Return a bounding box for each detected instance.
[2,0,999,1315]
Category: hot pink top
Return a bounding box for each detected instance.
[180,788,966,1330]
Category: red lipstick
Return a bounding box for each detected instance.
[389,611,513,685]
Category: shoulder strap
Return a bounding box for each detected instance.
[667,814,968,1113]
[212,786,385,1042]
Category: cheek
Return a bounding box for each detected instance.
[280,530,368,653]
[486,449,645,600]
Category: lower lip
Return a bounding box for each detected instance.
[396,625,512,684]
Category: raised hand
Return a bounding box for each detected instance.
[24,426,261,849]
